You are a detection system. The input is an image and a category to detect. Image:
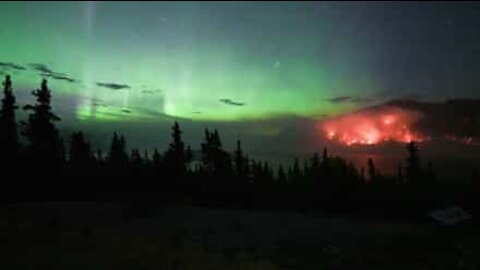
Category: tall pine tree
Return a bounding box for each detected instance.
[69,131,93,167]
[23,79,62,165]
[405,141,422,183]
[107,132,129,168]
[164,121,190,176]
[367,158,376,182]
[201,128,232,176]
[234,140,248,179]
[0,75,19,162]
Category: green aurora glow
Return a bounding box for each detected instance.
[0,2,378,122]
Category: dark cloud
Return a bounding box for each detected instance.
[29,63,57,74]
[121,109,132,114]
[327,96,352,103]
[327,96,376,104]
[141,89,162,94]
[30,63,76,83]
[43,73,75,83]
[96,82,131,90]
[0,62,26,70]
[219,98,245,106]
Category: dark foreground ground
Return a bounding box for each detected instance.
[1,202,479,270]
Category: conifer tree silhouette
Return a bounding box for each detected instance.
[287,166,294,182]
[185,145,193,169]
[360,167,365,182]
[277,164,286,183]
[405,141,422,183]
[201,129,212,174]
[234,140,247,179]
[311,152,321,177]
[4,77,471,213]
[130,148,143,176]
[143,150,150,163]
[164,121,192,180]
[292,158,301,181]
[23,79,62,166]
[152,147,162,176]
[96,149,104,163]
[367,158,376,182]
[303,160,310,179]
[397,162,404,184]
[152,148,161,165]
[69,131,93,167]
[0,75,19,163]
[107,132,129,169]
[321,147,330,178]
[201,128,232,177]
[131,149,143,166]
[262,161,273,183]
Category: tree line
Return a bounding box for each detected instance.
[1,76,478,217]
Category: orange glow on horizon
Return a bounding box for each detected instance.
[321,107,426,146]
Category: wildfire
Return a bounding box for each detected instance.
[321,107,426,146]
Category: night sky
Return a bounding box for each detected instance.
[1,2,480,169]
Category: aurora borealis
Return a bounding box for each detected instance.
[1,1,480,166]
[1,1,368,122]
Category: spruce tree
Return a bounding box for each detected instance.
[397,162,404,184]
[405,141,422,182]
[311,152,320,174]
[152,148,161,165]
[277,165,286,183]
[107,132,129,168]
[0,75,19,162]
[367,158,376,182]
[23,79,62,165]
[292,158,301,181]
[234,140,247,178]
[201,128,232,176]
[164,121,189,175]
[69,131,92,167]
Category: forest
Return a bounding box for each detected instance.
[1,75,479,219]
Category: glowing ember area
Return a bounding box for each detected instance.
[321,107,426,146]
